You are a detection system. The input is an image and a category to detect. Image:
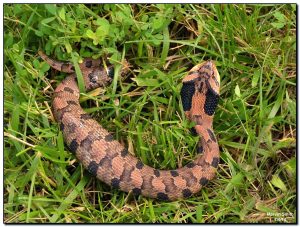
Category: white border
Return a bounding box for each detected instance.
[1,0,299,3]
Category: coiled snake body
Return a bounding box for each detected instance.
[39,51,220,201]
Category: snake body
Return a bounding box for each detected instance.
[39,51,220,201]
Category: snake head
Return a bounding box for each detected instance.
[81,58,131,91]
[182,60,220,95]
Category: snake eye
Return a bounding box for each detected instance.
[88,72,98,84]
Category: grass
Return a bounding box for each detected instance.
[4,3,296,223]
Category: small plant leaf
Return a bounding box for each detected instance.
[58,7,66,21]
[271,174,287,192]
[45,4,57,16]
[235,84,241,97]
[251,69,260,88]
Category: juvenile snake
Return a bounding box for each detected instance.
[39,50,220,201]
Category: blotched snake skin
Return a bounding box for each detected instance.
[39,50,220,201]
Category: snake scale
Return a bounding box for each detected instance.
[39,50,220,201]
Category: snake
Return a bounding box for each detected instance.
[38,50,220,201]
